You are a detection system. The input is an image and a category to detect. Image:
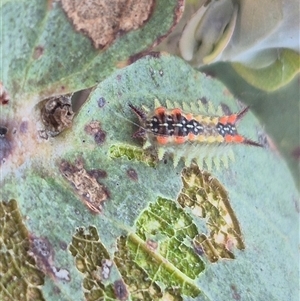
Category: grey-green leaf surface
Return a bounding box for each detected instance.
[0,0,182,100]
[1,55,298,300]
[201,61,300,189]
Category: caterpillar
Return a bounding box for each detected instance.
[128,99,262,168]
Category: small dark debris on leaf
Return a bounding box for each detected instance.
[33,46,44,60]
[257,128,272,149]
[0,126,8,136]
[59,158,109,213]
[293,196,300,213]
[97,97,106,108]
[129,51,161,64]
[220,102,232,115]
[200,96,208,105]
[230,284,241,301]
[0,126,12,164]
[193,242,205,256]
[126,168,138,181]
[40,93,74,138]
[114,279,129,301]
[59,241,68,251]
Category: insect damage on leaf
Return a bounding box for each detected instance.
[129,98,262,168]
[61,0,154,49]
[39,93,74,139]
[109,144,157,167]
[70,225,193,300]
[69,226,119,300]
[178,165,245,262]
[59,158,109,213]
[117,197,204,298]
[0,200,45,301]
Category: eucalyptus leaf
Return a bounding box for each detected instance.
[179,0,299,90]
[1,55,298,301]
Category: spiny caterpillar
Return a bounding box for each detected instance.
[129,99,262,169]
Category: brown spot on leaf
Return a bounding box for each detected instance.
[59,158,109,213]
[29,234,71,282]
[85,121,106,145]
[33,46,44,60]
[88,169,107,179]
[126,168,138,181]
[0,82,10,105]
[114,279,129,301]
[40,93,74,138]
[61,0,154,49]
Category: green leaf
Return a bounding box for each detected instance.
[0,0,183,99]
[178,0,299,92]
[1,55,298,300]
[232,49,300,92]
